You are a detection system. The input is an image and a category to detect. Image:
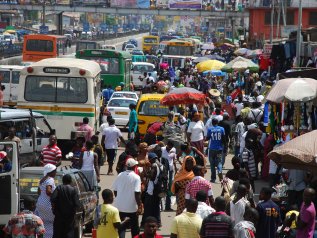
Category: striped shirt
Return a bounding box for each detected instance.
[200,212,234,238]
[185,176,213,205]
[41,144,62,165]
[242,148,257,178]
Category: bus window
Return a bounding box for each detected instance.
[96,58,119,74]
[56,77,87,103]
[12,71,20,84]
[144,38,158,44]
[24,76,88,103]
[26,40,53,52]
[0,71,10,83]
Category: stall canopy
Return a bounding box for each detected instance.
[268,130,317,171]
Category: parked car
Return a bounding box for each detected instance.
[110,91,139,100]
[106,97,138,126]
[20,166,98,238]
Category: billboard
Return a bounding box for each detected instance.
[111,0,150,8]
[169,0,202,9]
[56,0,70,4]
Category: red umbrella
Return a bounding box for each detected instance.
[160,87,206,106]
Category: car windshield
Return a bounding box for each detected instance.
[133,65,154,72]
[138,100,170,116]
[112,93,137,99]
[126,45,134,49]
[108,99,136,107]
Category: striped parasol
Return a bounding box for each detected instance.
[268,130,317,171]
[160,87,206,106]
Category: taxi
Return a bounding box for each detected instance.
[136,93,178,136]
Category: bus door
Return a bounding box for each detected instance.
[0,68,21,105]
[0,142,19,229]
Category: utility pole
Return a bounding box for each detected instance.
[270,0,274,44]
[42,0,46,27]
[276,0,280,38]
[295,0,302,67]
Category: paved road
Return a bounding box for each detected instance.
[78,130,267,238]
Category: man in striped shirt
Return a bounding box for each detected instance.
[40,135,62,166]
[200,196,234,238]
[242,138,257,191]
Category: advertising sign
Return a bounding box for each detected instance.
[169,0,202,9]
[281,25,297,38]
[137,0,150,8]
[111,0,136,7]
[263,44,273,59]
[87,13,103,24]
[56,0,70,5]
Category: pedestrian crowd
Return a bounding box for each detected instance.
[3,46,317,238]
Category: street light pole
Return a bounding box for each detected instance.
[295,0,302,67]
[42,0,45,27]
[270,0,274,44]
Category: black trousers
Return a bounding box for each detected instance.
[141,193,161,226]
[53,216,75,238]
[118,212,139,238]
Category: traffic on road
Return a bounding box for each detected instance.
[1,22,317,238]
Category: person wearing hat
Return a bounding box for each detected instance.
[35,164,57,238]
[112,158,142,238]
[141,152,163,228]
[0,151,11,173]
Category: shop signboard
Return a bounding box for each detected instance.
[169,0,202,9]
[111,0,149,8]
[263,43,273,59]
[281,25,297,38]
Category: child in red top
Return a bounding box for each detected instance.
[134,216,163,238]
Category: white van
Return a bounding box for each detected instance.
[0,65,25,106]
[131,62,157,90]
[0,108,54,165]
[0,141,18,230]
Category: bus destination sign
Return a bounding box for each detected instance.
[43,67,70,74]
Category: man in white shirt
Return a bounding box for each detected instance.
[228,184,250,225]
[101,118,126,175]
[161,141,177,211]
[112,158,142,238]
[184,190,215,219]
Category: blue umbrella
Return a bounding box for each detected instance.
[202,70,226,77]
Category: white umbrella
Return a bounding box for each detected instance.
[285,79,317,102]
[265,78,317,103]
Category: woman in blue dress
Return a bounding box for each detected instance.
[35,164,57,238]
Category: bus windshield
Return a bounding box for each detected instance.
[26,39,54,52]
[144,38,158,44]
[77,42,97,51]
[86,57,119,74]
[167,46,192,56]
[24,76,88,103]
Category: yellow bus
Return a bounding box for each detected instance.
[142,36,159,54]
[166,40,194,56]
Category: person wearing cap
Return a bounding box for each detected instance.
[0,151,12,173]
[35,164,57,238]
[40,135,62,166]
[141,152,163,227]
[3,196,45,238]
[112,158,142,238]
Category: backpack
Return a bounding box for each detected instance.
[153,159,169,198]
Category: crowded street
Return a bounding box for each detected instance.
[1,2,317,238]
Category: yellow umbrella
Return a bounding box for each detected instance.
[196,60,225,72]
